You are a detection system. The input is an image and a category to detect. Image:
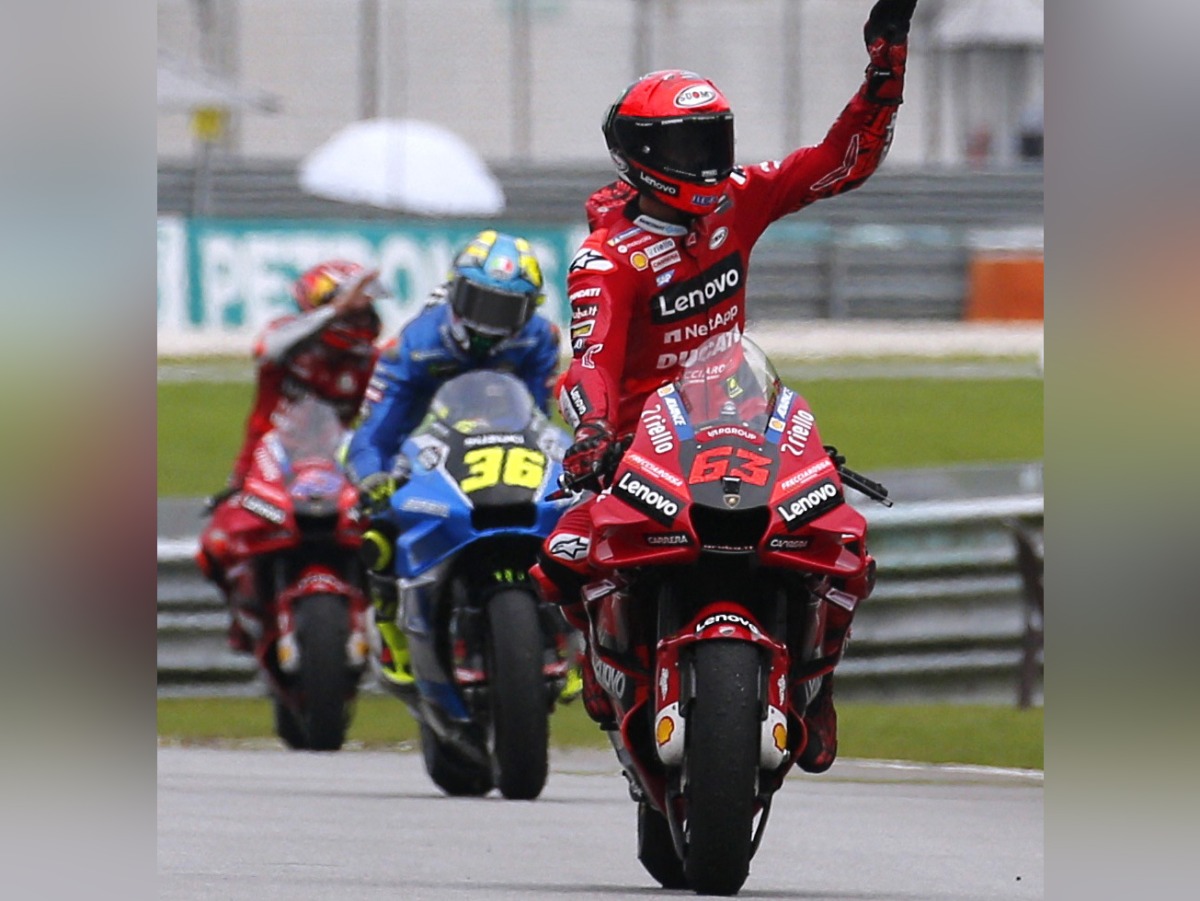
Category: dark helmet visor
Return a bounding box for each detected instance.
[448,279,536,336]
[615,113,735,184]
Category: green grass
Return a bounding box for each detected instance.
[157,696,1042,770]
[157,375,1042,496]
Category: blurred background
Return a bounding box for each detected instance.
[158,0,1043,713]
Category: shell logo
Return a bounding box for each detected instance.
[630,251,649,271]
[656,716,676,746]
[772,722,788,752]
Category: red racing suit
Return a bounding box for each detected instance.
[559,84,900,440]
[535,78,897,696]
[229,310,381,485]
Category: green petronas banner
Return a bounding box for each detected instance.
[157,217,587,355]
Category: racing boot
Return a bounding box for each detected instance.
[798,674,838,774]
[798,566,872,773]
[365,564,414,688]
[579,650,616,729]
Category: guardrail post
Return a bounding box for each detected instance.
[1006,519,1044,709]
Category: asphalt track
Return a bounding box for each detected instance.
[157,745,1043,900]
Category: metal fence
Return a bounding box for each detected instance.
[157,162,1042,321]
[157,494,1044,705]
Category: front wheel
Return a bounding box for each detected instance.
[486,588,549,800]
[683,640,761,895]
[294,595,356,751]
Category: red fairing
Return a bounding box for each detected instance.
[761,392,871,578]
[560,83,902,439]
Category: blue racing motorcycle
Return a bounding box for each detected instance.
[365,370,575,799]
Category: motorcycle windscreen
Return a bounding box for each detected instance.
[414,370,549,514]
[673,334,781,433]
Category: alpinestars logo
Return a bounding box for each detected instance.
[549,534,590,561]
[651,253,743,324]
[569,248,615,273]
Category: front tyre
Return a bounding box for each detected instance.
[294,595,355,751]
[486,588,549,800]
[683,641,761,895]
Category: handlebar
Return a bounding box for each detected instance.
[824,445,893,507]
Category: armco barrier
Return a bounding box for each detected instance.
[156,496,1043,705]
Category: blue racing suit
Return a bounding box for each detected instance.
[347,300,562,481]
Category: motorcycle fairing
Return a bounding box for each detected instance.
[652,603,790,770]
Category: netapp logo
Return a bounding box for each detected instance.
[651,253,743,324]
[776,479,842,530]
[614,471,682,526]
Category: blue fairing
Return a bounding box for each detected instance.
[382,438,571,579]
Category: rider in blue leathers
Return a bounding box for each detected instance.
[347,230,564,686]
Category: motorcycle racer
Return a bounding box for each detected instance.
[197,259,387,651]
[346,230,564,688]
[532,0,917,773]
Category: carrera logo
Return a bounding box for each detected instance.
[651,253,743,324]
[645,532,691,546]
[767,535,810,551]
[675,85,718,108]
[651,251,681,272]
[776,478,842,530]
[614,471,683,526]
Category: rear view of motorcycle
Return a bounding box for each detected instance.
[197,395,372,751]
[561,336,892,895]
[364,370,575,799]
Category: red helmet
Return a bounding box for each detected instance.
[293,260,383,351]
[602,70,735,217]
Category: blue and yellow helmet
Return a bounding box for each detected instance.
[447,230,544,354]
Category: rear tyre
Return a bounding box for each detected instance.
[637,802,689,889]
[419,723,493,796]
[683,641,761,895]
[486,589,549,800]
[294,595,354,751]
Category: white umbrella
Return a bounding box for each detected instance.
[298,118,506,216]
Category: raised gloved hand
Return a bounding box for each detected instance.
[863,0,917,104]
[357,471,397,515]
[562,421,617,493]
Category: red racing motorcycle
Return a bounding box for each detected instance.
[198,395,371,751]
[565,336,891,895]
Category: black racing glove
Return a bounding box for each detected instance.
[357,472,398,515]
[863,0,917,104]
[864,0,918,45]
[562,422,617,494]
[202,482,241,516]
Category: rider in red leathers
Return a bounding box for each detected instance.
[197,260,387,651]
[532,0,917,773]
